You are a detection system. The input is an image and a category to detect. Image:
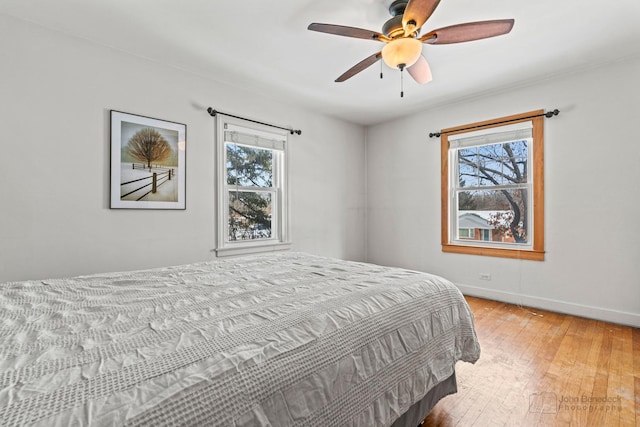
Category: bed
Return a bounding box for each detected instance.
[0,252,480,426]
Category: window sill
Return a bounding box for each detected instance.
[215,241,292,258]
[442,244,545,261]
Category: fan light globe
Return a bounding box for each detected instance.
[381,37,422,69]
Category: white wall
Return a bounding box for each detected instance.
[0,15,366,282]
[366,57,640,327]
[3,13,638,328]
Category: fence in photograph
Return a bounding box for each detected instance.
[131,163,167,170]
[121,168,174,201]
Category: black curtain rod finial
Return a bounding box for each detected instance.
[544,109,560,118]
[429,132,441,138]
[207,107,217,117]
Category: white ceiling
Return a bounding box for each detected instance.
[3,0,640,125]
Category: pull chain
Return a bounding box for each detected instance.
[380,61,383,79]
[400,67,404,98]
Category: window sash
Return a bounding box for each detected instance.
[456,139,529,189]
[450,137,534,249]
[452,191,532,248]
[223,144,281,245]
[227,188,277,243]
[225,142,275,189]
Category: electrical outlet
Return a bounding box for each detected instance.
[479,273,491,281]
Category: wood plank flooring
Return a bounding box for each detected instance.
[422,296,639,427]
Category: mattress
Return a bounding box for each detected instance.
[0,252,480,426]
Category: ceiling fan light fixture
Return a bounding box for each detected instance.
[381,37,422,69]
[308,1,515,87]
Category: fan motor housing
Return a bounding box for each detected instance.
[382,15,404,38]
[383,0,417,38]
[388,0,408,16]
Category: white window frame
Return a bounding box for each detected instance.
[449,121,534,251]
[215,116,291,257]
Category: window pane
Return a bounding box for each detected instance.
[457,188,529,244]
[457,140,528,188]
[226,143,273,187]
[228,191,272,241]
[501,140,528,184]
[458,149,479,187]
[458,147,477,159]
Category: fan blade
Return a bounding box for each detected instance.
[335,52,382,82]
[403,0,441,36]
[407,55,432,84]
[420,19,515,44]
[308,23,387,41]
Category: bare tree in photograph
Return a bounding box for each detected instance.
[126,128,172,169]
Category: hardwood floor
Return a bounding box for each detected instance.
[422,296,639,426]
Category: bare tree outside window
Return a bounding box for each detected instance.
[457,140,529,243]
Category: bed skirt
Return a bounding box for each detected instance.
[390,373,457,427]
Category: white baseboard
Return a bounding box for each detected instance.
[455,283,640,328]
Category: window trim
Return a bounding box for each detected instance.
[215,116,291,257]
[440,110,545,261]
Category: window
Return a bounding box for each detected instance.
[459,228,473,239]
[216,117,290,256]
[441,110,545,260]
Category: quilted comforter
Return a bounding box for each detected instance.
[0,252,480,426]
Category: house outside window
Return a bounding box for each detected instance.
[457,213,495,241]
[216,117,290,256]
[441,110,545,260]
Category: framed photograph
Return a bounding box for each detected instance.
[110,111,186,209]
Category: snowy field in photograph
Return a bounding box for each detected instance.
[120,163,178,202]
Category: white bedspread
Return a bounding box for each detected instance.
[0,252,480,426]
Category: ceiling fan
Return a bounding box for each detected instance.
[308,0,514,92]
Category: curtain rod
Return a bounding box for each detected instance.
[207,107,302,135]
[428,109,560,138]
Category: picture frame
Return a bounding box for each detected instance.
[110,111,186,209]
